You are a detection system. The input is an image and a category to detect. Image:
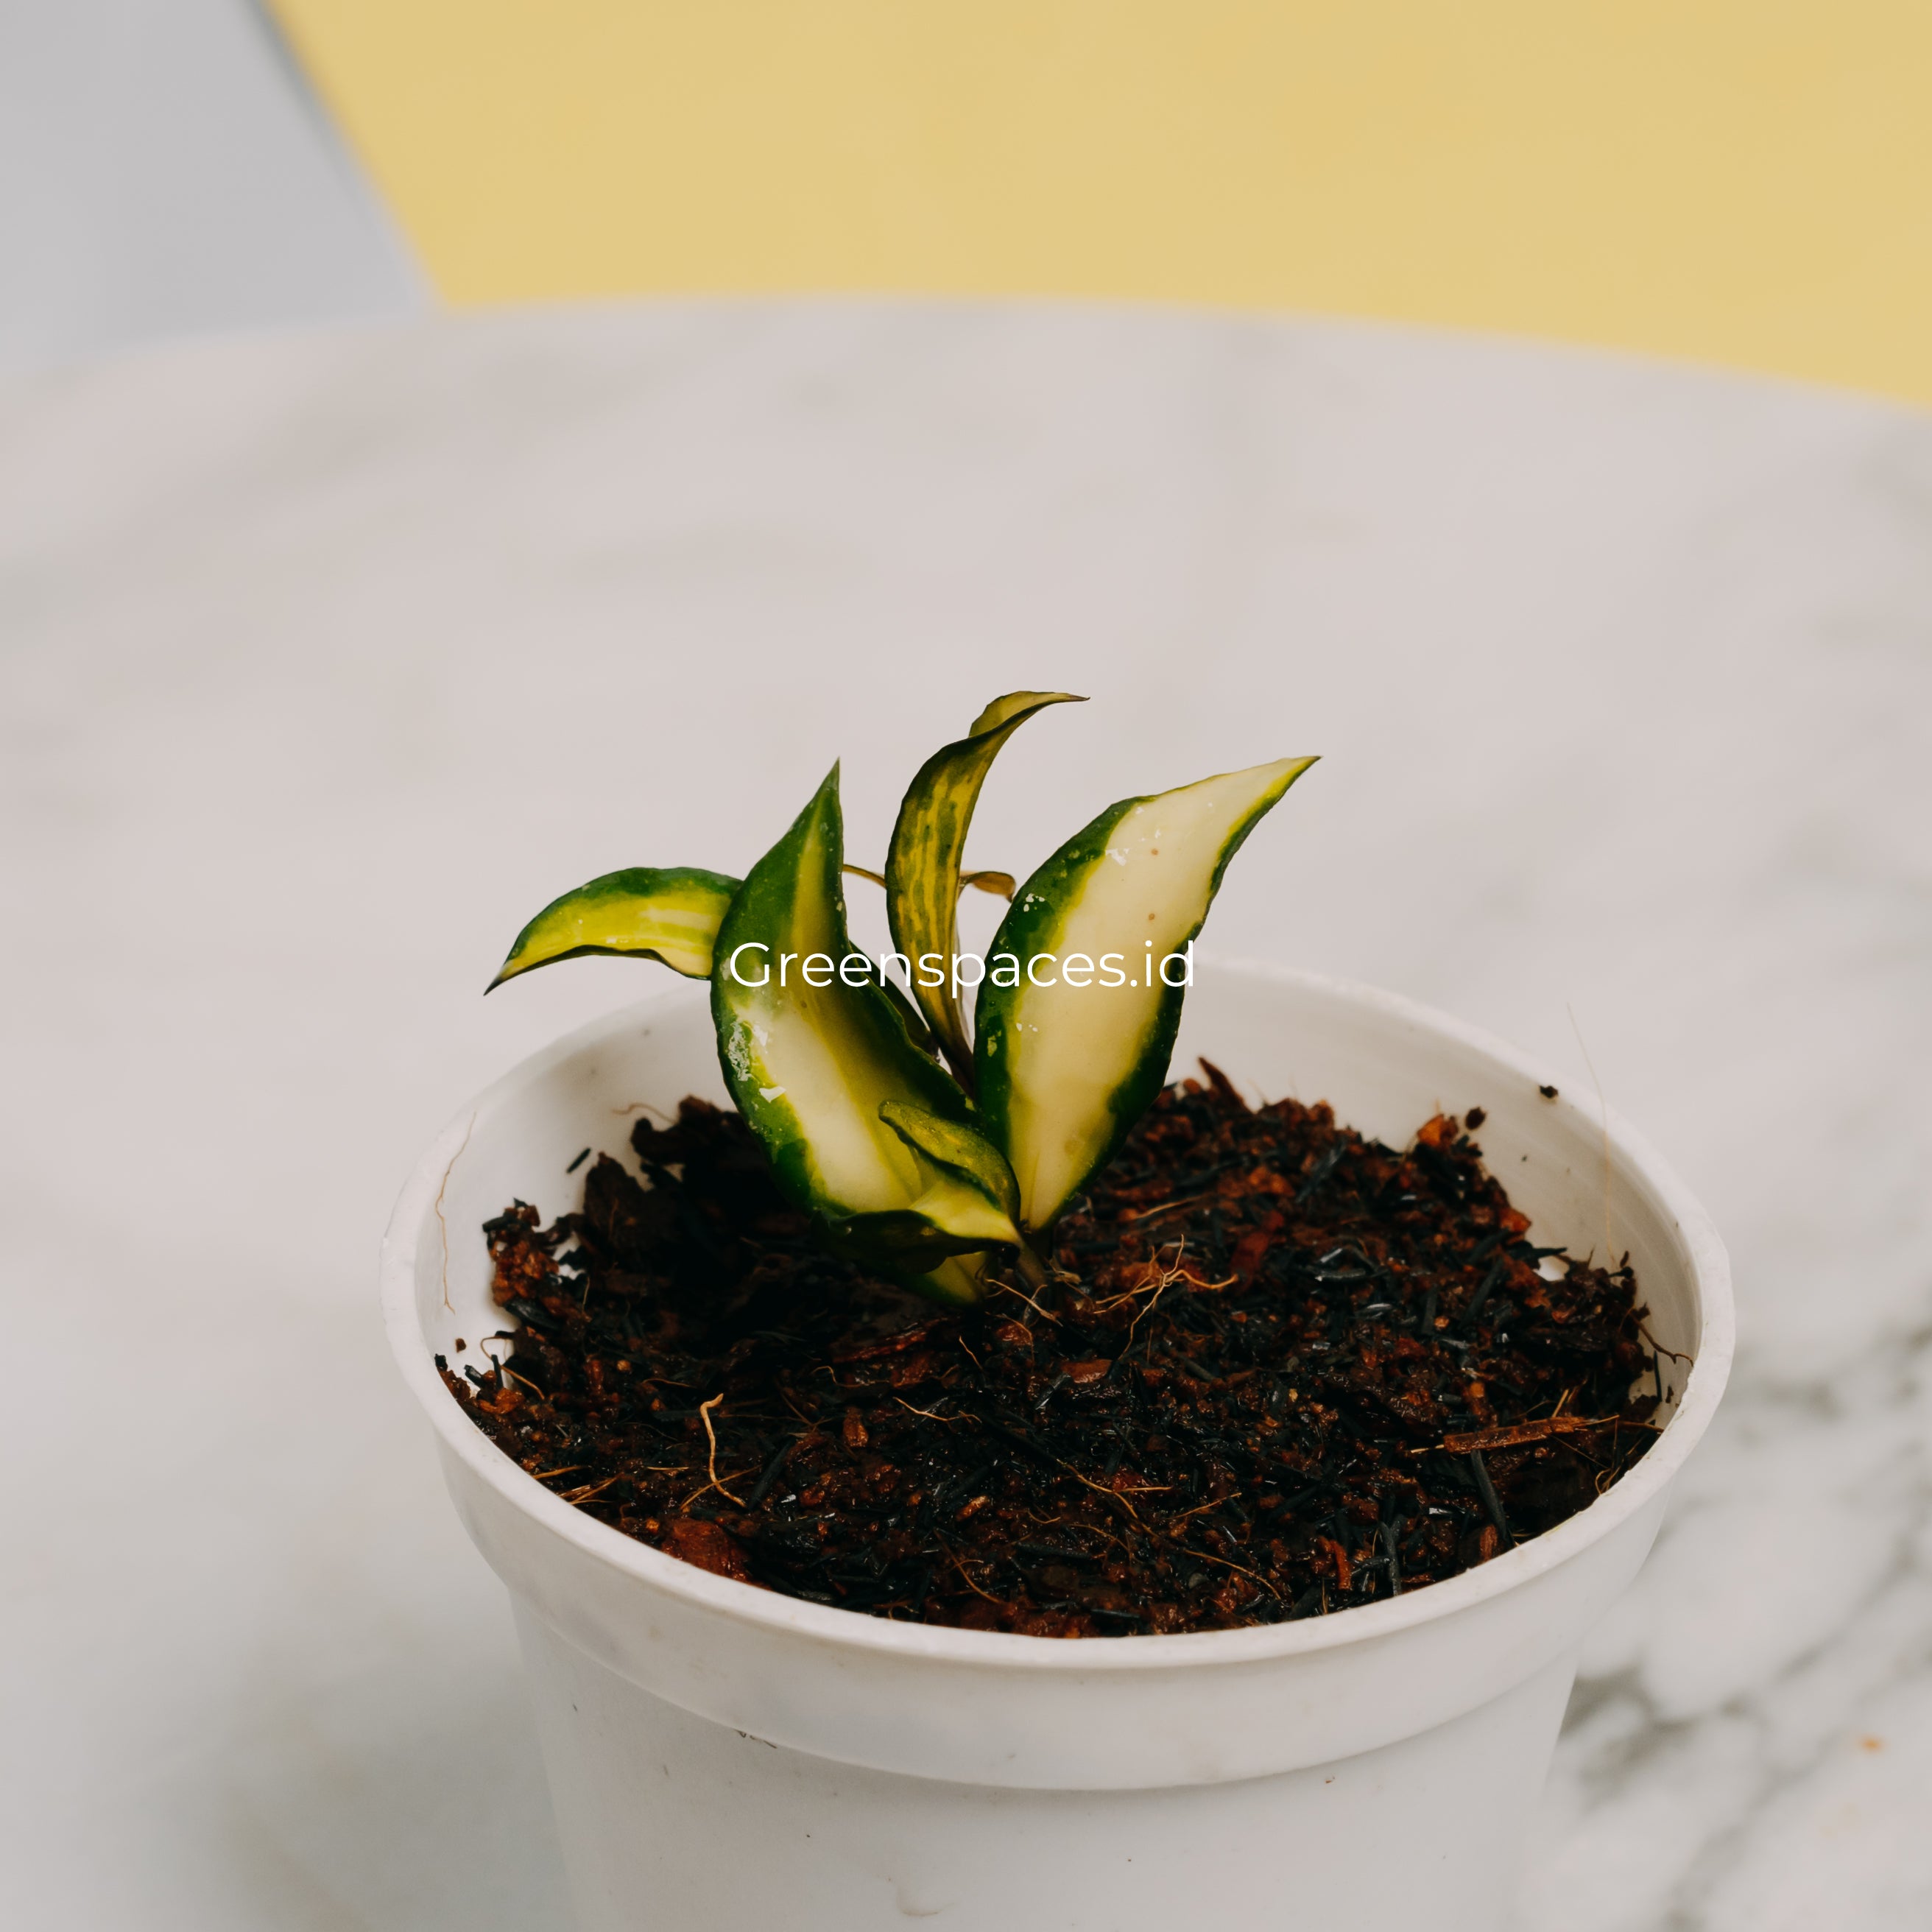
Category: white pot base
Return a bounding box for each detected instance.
[521,1601,1577,1932]
[385,964,1731,1928]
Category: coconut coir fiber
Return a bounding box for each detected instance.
[442,1069,1661,1637]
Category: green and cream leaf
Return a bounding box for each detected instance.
[711,766,1014,1305]
[974,755,1316,1232]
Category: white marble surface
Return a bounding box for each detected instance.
[2,303,1928,1928]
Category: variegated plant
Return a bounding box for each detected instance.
[490,695,1314,1306]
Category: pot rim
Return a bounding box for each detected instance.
[381,957,1732,1674]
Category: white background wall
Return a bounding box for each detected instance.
[0,0,416,373]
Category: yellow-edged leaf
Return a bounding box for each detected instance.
[488,866,740,990]
[884,691,1084,1082]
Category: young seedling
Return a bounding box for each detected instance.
[490,695,1315,1304]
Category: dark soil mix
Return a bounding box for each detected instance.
[441,1069,1661,1637]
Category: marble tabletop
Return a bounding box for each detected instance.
[3,303,1928,1929]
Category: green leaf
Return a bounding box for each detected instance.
[879,1099,1022,1226]
[876,966,945,1062]
[884,691,1085,1083]
[819,1196,1016,1291]
[975,754,1317,1232]
[711,766,1018,1305]
[845,867,1007,1057]
[487,866,741,990]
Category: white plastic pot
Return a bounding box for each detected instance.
[382,962,1731,1931]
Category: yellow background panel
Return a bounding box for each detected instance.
[273,2,1932,404]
